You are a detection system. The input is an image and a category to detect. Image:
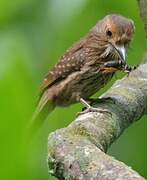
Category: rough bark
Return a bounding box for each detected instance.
[47,1,147,179]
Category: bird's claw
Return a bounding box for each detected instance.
[76,106,112,117]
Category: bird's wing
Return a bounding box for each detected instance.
[40,37,87,94]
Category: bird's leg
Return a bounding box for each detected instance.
[77,97,111,116]
[81,97,113,108]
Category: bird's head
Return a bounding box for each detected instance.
[91,14,135,62]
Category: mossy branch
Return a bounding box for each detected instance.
[47,1,147,179]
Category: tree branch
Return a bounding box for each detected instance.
[47,1,147,179]
[48,63,147,179]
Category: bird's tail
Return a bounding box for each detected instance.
[28,94,55,139]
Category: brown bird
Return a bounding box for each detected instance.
[31,14,135,132]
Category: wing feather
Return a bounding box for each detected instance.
[40,37,87,94]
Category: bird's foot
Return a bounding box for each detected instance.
[77,106,112,117]
[76,97,112,117]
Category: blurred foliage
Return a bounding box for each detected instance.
[0,0,147,179]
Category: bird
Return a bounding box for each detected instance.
[30,14,135,133]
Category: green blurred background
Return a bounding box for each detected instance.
[0,0,147,179]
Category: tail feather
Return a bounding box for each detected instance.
[28,97,55,138]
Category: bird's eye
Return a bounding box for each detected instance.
[106,30,112,37]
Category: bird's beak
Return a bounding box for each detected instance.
[115,44,126,62]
